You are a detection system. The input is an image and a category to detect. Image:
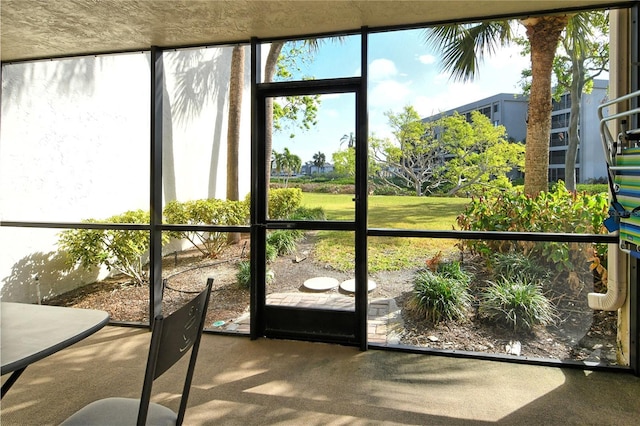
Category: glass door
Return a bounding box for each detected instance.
[251,77,368,347]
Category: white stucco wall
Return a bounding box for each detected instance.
[0,46,252,302]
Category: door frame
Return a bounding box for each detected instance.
[249,33,369,348]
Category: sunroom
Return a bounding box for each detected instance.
[1,0,638,396]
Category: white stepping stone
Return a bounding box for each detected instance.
[339,278,377,292]
[303,276,339,291]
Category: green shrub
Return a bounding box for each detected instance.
[479,276,557,333]
[268,188,303,219]
[288,206,326,221]
[575,183,607,195]
[407,269,471,323]
[58,210,161,286]
[164,198,249,258]
[369,183,414,196]
[456,181,608,275]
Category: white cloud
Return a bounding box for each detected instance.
[323,108,340,118]
[320,92,345,100]
[369,80,411,109]
[417,54,435,65]
[412,82,492,119]
[368,58,398,82]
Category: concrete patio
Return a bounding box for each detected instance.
[1,325,639,425]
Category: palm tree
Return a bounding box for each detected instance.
[264,42,286,187]
[282,148,302,184]
[226,45,244,244]
[273,148,301,186]
[340,132,355,148]
[312,151,326,173]
[425,15,569,195]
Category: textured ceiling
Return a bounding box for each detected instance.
[0,0,629,62]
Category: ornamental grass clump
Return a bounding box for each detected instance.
[408,268,472,324]
[479,276,557,333]
[490,252,549,283]
[267,230,303,256]
[435,260,472,285]
[236,260,273,288]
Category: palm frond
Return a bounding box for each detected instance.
[423,20,513,82]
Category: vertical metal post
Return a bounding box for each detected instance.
[631,3,639,376]
[250,38,266,339]
[150,46,164,324]
[355,27,369,351]
[630,258,639,376]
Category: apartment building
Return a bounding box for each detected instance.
[425,79,609,184]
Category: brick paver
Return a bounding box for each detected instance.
[215,292,403,346]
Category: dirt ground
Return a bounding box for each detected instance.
[46,234,619,365]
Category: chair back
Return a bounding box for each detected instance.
[137,277,213,426]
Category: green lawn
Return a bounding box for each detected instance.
[300,193,470,272]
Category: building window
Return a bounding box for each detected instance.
[550,131,567,147]
[552,94,572,111]
[549,167,566,182]
[551,113,570,129]
[550,150,566,164]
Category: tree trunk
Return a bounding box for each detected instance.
[227,45,244,244]
[522,16,569,196]
[264,42,285,191]
[565,59,585,191]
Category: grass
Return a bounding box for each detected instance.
[300,193,470,272]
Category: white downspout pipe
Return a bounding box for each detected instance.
[588,242,627,311]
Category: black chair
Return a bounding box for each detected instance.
[61,278,214,426]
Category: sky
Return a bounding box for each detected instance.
[271,27,531,165]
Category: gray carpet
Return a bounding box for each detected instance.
[2,326,639,425]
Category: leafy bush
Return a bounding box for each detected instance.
[268,188,303,219]
[407,269,472,323]
[479,276,557,333]
[164,198,249,258]
[58,210,159,286]
[575,183,607,195]
[456,181,609,275]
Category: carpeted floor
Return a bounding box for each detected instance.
[2,326,639,425]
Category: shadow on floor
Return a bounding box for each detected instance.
[2,326,639,425]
